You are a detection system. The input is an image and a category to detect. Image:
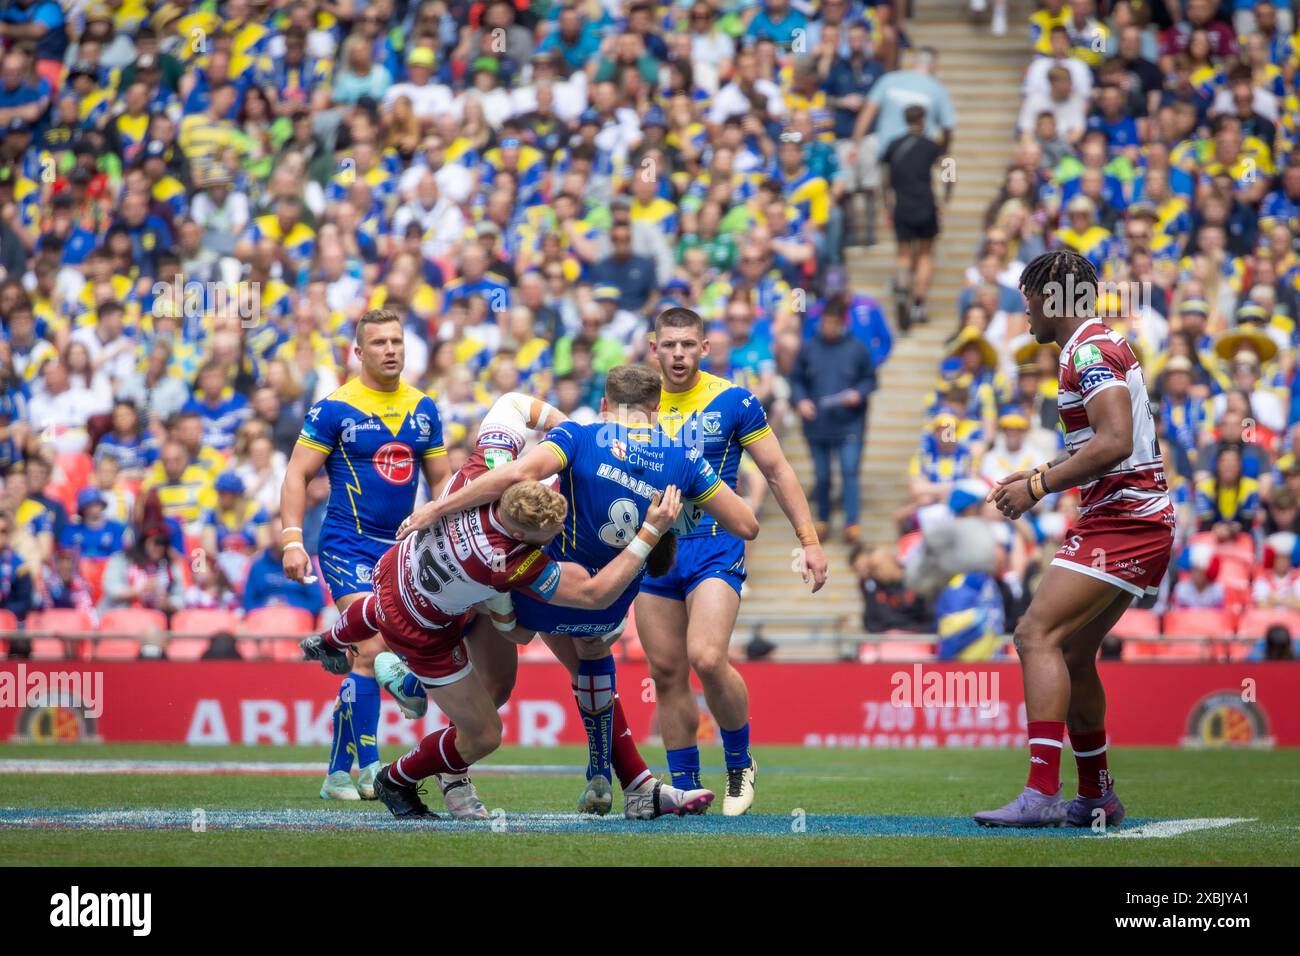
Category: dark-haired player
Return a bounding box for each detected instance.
[637,306,828,815]
[978,251,1173,827]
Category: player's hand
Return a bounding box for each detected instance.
[797,399,817,421]
[645,485,682,533]
[801,543,829,593]
[990,478,1037,520]
[282,546,312,583]
[987,470,1034,500]
[398,500,442,539]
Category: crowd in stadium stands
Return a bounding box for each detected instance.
[0,0,940,659]
[865,0,1300,661]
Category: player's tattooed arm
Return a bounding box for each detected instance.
[280,442,328,582]
[743,431,828,592]
[398,446,564,538]
[547,487,683,609]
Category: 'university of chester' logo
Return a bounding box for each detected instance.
[374,442,415,484]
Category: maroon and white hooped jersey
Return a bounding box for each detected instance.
[1058,320,1170,519]
[392,408,560,629]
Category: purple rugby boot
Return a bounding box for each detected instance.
[1066,787,1126,829]
[973,787,1067,827]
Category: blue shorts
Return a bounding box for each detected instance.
[640,533,746,602]
[513,568,639,638]
[318,531,391,601]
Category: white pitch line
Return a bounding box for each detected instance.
[1104,818,1256,839]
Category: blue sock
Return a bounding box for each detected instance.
[351,674,381,767]
[327,676,356,774]
[575,656,616,781]
[400,672,427,700]
[666,746,701,790]
[721,723,751,770]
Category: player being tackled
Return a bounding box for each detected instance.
[976,251,1173,828]
[398,372,758,819]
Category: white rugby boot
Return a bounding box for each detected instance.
[722,759,757,816]
[436,774,490,820]
[576,774,614,815]
[375,652,428,719]
[356,760,383,800]
[320,770,361,801]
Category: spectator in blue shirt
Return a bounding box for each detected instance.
[60,488,129,559]
[746,0,809,50]
[587,222,659,313]
[0,0,67,93]
[183,362,252,454]
[242,517,326,616]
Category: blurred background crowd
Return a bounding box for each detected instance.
[1,0,1296,662]
[859,0,1300,661]
[0,0,913,653]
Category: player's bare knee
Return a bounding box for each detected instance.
[688,645,731,683]
[1012,617,1052,655]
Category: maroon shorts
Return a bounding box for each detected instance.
[371,546,474,686]
[1050,508,1176,598]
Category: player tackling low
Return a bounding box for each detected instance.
[636,307,828,815]
[978,250,1174,827]
[300,390,700,819]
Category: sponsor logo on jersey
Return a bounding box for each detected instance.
[1079,365,1116,392]
[610,439,627,461]
[509,548,542,581]
[452,644,466,665]
[1073,343,1103,369]
[532,561,561,600]
[478,429,516,450]
[373,442,415,484]
[415,412,432,436]
[484,447,512,470]
[702,411,722,435]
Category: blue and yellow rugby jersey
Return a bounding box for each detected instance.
[538,418,722,567]
[656,371,771,540]
[297,378,446,544]
[204,499,269,552]
[245,214,316,262]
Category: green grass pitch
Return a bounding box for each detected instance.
[1,744,1296,865]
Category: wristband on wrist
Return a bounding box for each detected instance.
[628,536,654,560]
[283,541,307,554]
[795,523,820,547]
[640,522,663,539]
[1038,469,1052,495]
[1027,472,1045,502]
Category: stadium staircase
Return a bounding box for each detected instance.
[733,2,1028,657]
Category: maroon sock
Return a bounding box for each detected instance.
[325,595,378,649]
[610,696,652,792]
[390,727,467,784]
[1025,720,1065,796]
[1070,729,1110,799]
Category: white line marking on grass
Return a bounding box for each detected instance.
[1104,818,1256,839]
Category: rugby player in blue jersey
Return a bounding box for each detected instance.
[638,307,828,815]
[399,365,761,817]
[279,309,454,806]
